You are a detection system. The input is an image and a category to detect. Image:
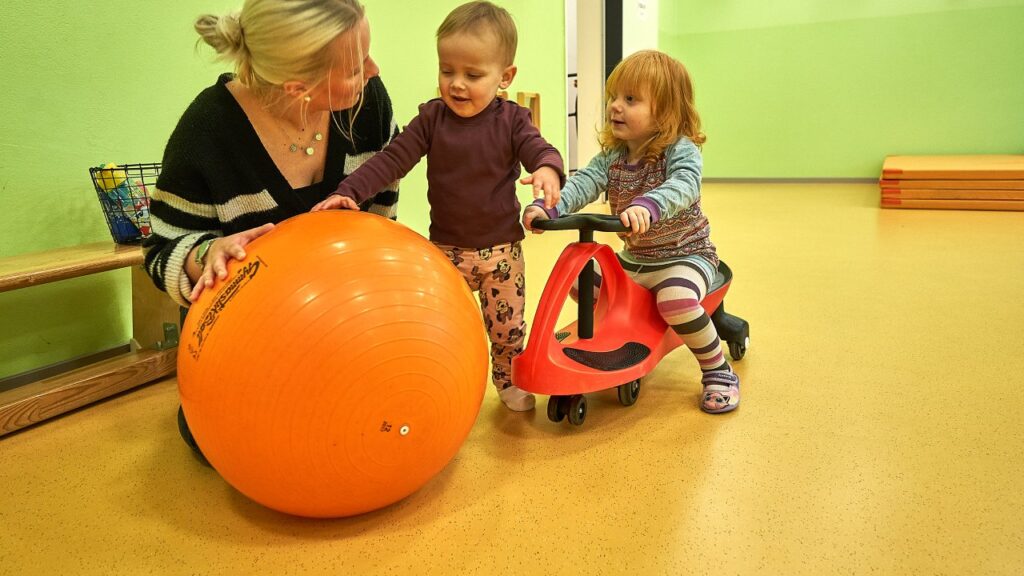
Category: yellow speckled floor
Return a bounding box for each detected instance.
[3,183,1023,575]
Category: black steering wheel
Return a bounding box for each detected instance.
[531,213,628,234]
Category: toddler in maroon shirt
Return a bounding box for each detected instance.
[314,1,565,411]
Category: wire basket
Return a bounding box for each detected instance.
[89,162,161,244]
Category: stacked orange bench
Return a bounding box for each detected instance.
[880,155,1024,211]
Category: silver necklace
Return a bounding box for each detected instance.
[274,114,324,156]
[289,131,323,156]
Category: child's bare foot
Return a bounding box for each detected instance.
[499,385,536,411]
[701,371,739,413]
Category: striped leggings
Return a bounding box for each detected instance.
[572,256,729,372]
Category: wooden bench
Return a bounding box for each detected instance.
[0,242,180,436]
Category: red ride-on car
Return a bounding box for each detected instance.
[512,214,749,426]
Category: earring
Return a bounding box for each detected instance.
[304,95,311,102]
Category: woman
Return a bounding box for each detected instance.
[145,0,399,308]
[144,0,399,461]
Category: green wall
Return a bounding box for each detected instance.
[0,0,227,379]
[660,1,1024,178]
[0,0,565,379]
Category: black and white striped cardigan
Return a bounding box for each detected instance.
[143,74,400,307]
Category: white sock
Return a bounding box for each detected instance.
[498,385,536,411]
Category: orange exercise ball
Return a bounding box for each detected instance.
[177,211,488,518]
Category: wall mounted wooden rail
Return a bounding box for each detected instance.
[0,242,179,436]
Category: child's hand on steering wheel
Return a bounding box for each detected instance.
[619,205,652,236]
[522,205,550,234]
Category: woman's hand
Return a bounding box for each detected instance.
[619,205,651,236]
[311,194,359,212]
[519,166,561,209]
[189,223,275,302]
[522,205,550,234]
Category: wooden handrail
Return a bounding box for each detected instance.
[0,242,144,293]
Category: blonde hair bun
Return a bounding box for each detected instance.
[194,12,246,59]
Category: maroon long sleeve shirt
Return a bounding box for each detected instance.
[335,97,565,248]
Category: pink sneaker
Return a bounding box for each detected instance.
[701,371,740,414]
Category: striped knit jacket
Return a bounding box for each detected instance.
[143,74,400,307]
